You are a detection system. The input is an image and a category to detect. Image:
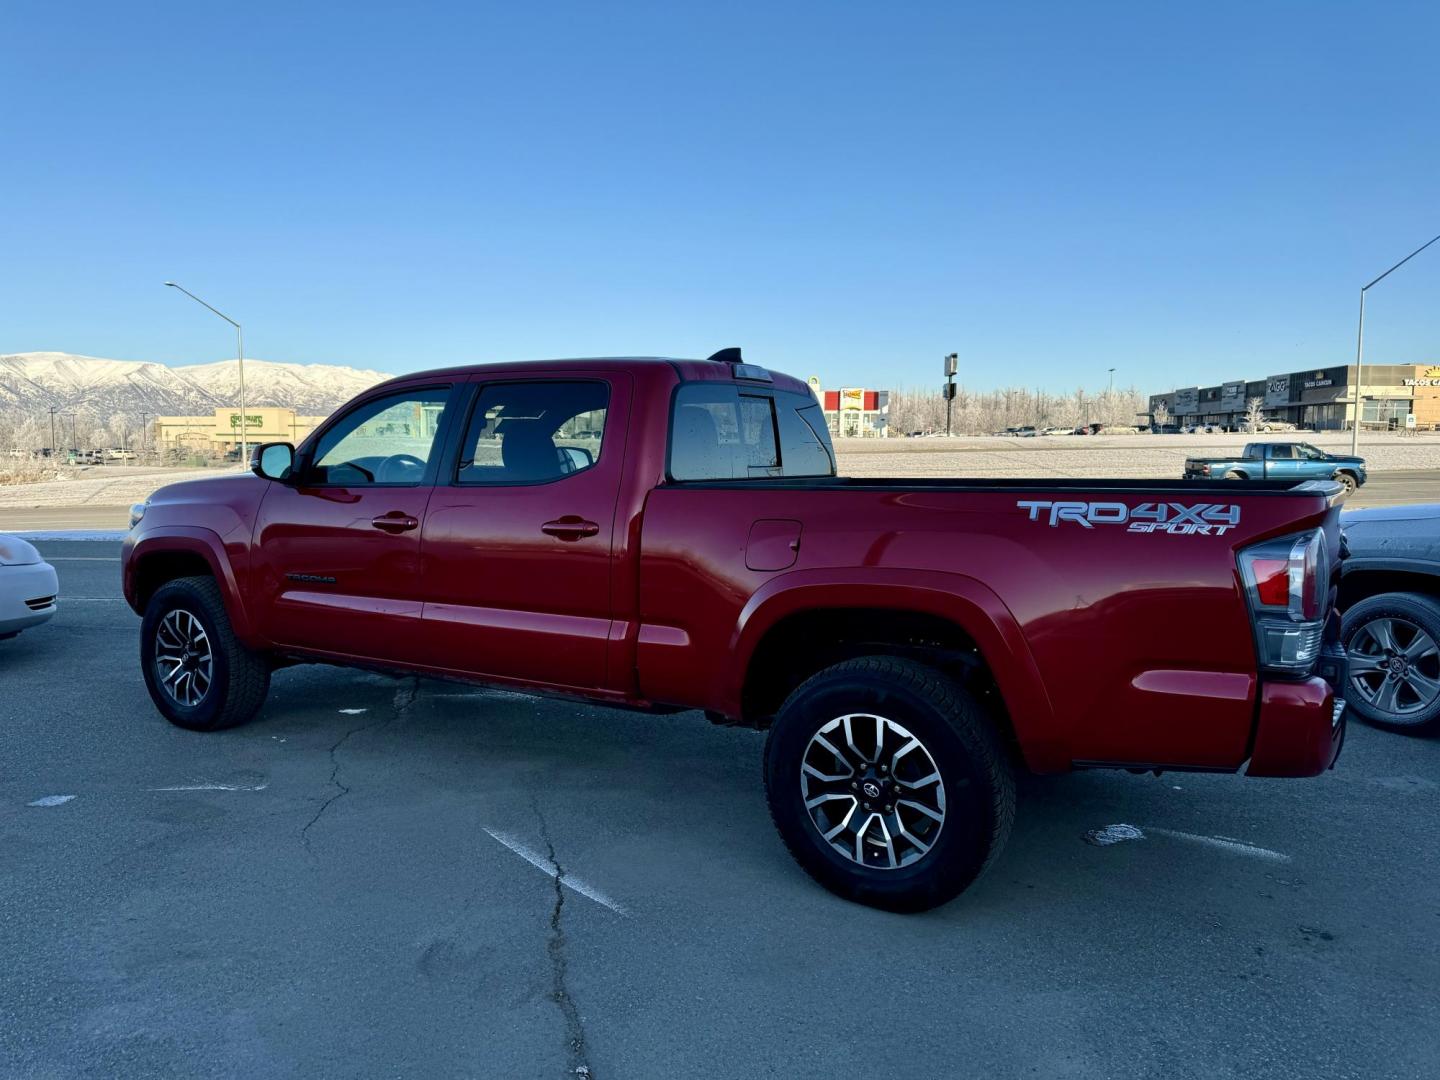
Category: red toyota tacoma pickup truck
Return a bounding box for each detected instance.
[122,351,1347,911]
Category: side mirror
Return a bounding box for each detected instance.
[250,442,295,482]
[558,445,594,473]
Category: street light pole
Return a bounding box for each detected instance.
[164,282,248,464]
[943,353,958,436]
[1350,232,1440,455]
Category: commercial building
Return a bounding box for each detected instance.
[1148,364,1440,431]
[154,407,328,455]
[819,388,890,437]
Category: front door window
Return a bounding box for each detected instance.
[308,389,451,486]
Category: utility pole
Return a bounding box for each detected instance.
[48,406,56,457]
[1350,232,1440,455]
[943,353,958,436]
[165,282,248,464]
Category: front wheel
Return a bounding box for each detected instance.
[1335,472,1359,496]
[763,656,1015,912]
[140,576,271,731]
[1341,592,1440,734]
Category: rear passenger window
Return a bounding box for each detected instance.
[457,381,608,485]
[669,385,778,480]
[778,396,836,477]
[668,384,836,481]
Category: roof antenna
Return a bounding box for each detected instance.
[706,347,742,365]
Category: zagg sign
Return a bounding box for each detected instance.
[1018,500,1242,536]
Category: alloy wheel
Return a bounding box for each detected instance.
[154,609,214,708]
[1348,616,1440,718]
[800,714,946,870]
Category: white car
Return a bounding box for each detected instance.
[0,535,58,639]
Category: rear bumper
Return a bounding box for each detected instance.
[1246,668,1346,778]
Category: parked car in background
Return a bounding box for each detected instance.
[1185,442,1367,495]
[123,351,1349,912]
[0,535,58,640]
[1240,420,1301,433]
[1339,504,1440,733]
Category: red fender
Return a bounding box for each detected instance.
[724,567,1067,773]
[122,527,260,647]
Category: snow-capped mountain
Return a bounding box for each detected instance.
[0,352,392,426]
[178,359,390,415]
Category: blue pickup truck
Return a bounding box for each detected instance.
[1184,441,1368,495]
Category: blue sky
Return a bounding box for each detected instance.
[3,1,1437,394]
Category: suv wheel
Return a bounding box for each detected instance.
[141,576,271,731]
[1341,592,1440,733]
[763,656,1015,912]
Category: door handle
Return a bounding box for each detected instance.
[371,513,420,534]
[541,517,600,541]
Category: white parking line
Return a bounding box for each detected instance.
[15,531,127,541]
[44,557,121,562]
[28,795,76,807]
[482,828,630,917]
[1147,827,1291,862]
[150,784,268,792]
[1085,823,1290,862]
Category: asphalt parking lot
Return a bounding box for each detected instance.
[3,542,1438,1079]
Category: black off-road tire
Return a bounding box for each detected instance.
[763,656,1015,913]
[1341,592,1440,734]
[140,576,271,731]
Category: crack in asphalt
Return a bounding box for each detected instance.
[531,793,594,1079]
[299,677,418,857]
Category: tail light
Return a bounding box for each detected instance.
[1238,529,1327,675]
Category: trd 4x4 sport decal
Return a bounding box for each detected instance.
[1017,500,1241,536]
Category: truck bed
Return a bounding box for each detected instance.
[668,475,1342,496]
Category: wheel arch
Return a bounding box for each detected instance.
[1339,565,1440,611]
[728,569,1063,772]
[124,528,257,644]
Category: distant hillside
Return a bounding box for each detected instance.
[0,352,391,427]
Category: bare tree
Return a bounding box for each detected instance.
[886,383,1147,436]
[1152,401,1170,430]
[1245,397,1264,432]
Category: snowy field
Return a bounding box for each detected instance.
[835,430,1440,479]
[0,432,1435,514]
[0,465,226,510]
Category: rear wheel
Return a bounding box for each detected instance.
[763,656,1015,912]
[1224,470,1247,480]
[1341,592,1440,734]
[140,576,270,731]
